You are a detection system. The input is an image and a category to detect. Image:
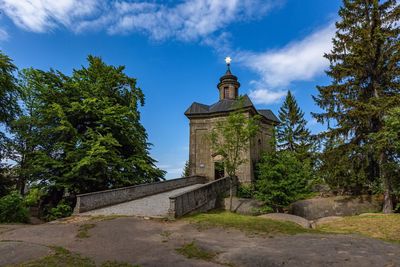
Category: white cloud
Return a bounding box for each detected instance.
[0,0,101,33]
[236,24,335,104]
[0,28,8,41]
[248,86,287,105]
[1,0,279,41]
[158,163,185,179]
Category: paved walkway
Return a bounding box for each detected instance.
[82,184,203,218]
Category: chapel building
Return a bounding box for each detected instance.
[185,61,279,184]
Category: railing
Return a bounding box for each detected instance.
[168,176,237,218]
[74,176,207,213]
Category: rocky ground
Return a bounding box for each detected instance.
[1,215,400,267]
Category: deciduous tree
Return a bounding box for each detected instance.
[209,98,260,210]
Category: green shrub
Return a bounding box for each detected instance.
[255,151,313,212]
[45,200,72,221]
[24,188,43,207]
[0,192,30,223]
[237,184,254,199]
[395,203,400,213]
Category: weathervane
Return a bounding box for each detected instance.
[225,56,232,71]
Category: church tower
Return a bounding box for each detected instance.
[217,57,240,100]
[185,58,279,184]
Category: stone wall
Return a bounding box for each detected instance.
[74,176,207,213]
[189,115,253,183]
[188,113,274,184]
[168,176,237,218]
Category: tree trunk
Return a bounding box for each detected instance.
[229,176,233,212]
[383,184,393,214]
[16,177,26,195]
[380,152,393,213]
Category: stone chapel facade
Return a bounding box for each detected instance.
[185,63,279,184]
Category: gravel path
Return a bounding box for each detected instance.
[82,184,203,217]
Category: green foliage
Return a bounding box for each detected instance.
[395,203,400,213]
[9,56,165,198]
[0,51,19,197]
[45,200,72,221]
[0,192,29,223]
[181,160,190,177]
[237,184,255,199]
[0,170,14,197]
[209,97,260,177]
[312,0,400,211]
[277,91,312,157]
[187,211,312,235]
[255,151,313,212]
[0,51,18,126]
[24,188,43,207]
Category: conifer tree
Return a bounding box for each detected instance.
[313,0,400,212]
[277,91,311,156]
[181,160,191,177]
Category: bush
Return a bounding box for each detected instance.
[395,203,400,213]
[24,188,43,207]
[0,192,29,223]
[254,151,313,212]
[237,184,254,199]
[45,200,73,221]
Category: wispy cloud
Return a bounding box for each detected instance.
[0,27,8,41]
[248,85,287,105]
[158,161,187,179]
[0,0,101,33]
[0,0,279,42]
[237,24,335,105]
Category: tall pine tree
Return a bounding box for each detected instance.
[277,91,311,156]
[313,0,400,212]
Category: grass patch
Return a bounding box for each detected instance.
[14,246,138,267]
[176,241,217,261]
[17,246,95,267]
[186,211,313,236]
[76,223,96,239]
[317,214,400,243]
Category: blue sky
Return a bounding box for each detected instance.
[0,0,342,178]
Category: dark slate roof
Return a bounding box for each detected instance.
[185,94,279,124]
[257,109,280,123]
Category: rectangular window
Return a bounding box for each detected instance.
[224,87,229,98]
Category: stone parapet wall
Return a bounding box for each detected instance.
[168,176,237,218]
[74,176,207,213]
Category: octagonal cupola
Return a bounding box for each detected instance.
[217,57,240,100]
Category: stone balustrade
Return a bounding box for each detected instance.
[74,176,207,213]
[168,176,237,218]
